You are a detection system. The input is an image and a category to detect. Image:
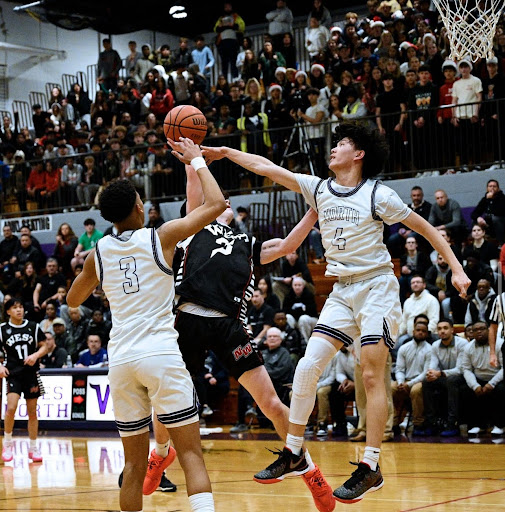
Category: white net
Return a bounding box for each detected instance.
[432,0,505,62]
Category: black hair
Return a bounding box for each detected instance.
[487,179,499,187]
[4,298,23,320]
[98,179,138,224]
[306,87,321,96]
[194,35,205,42]
[418,64,430,73]
[414,313,429,323]
[84,218,96,226]
[438,318,454,327]
[382,72,394,80]
[411,185,423,191]
[332,121,390,178]
[32,103,42,110]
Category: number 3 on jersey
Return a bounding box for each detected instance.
[332,227,347,250]
[120,256,139,294]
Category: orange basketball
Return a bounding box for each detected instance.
[163,105,207,145]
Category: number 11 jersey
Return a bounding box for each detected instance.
[296,175,411,277]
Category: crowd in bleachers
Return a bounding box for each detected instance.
[1,0,505,214]
[0,0,504,439]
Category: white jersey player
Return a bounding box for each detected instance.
[202,122,470,505]
[67,138,226,512]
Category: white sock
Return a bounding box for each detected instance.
[155,441,170,458]
[189,492,215,512]
[286,433,304,456]
[304,449,316,472]
[362,446,380,471]
[29,439,37,450]
[4,432,13,444]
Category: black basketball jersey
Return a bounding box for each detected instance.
[0,320,45,375]
[175,221,260,322]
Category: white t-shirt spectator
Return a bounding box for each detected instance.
[304,103,327,139]
[452,75,483,119]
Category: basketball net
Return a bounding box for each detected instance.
[432,0,505,62]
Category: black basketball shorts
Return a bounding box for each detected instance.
[175,311,264,380]
[6,370,43,399]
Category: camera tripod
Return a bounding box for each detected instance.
[280,119,317,176]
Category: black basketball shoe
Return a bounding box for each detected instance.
[157,473,177,492]
[253,447,309,483]
[333,462,384,504]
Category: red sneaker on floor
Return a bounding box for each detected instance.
[302,464,336,512]
[143,447,177,495]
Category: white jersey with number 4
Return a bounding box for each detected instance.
[95,228,180,368]
[296,175,411,277]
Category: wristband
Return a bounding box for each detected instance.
[190,157,207,171]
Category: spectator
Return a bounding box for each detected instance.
[471,179,505,245]
[387,186,432,257]
[279,32,297,70]
[283,276,318,343]
[272,310,302,365]
[307,0,331,29]
[40,300,59,334]
[463,251,494,297]
[341,86,367,120]
[66,307,89,361]
[437,60,458,171]
[260,327,294,406]
[124,40,142,79]
[145,203,165,229]
[0,225,18,281]
[48,86,63,109]
[296,87,327,178]
[87,309,112,347]
[11,234,43,274]
[266,0,294,51]
[236,36,253,71]
[97,38,122,92]
[134,44,156,85]
[234,206,250,234]
[240,49,261,82]
[75,333,107,367]
[5,261,37,317]
[61,156,82,208]
[170,62,191,106]
[52,317,70,352]
[259,41,286,87]
[191,36,215,93]
[155,44,174,75]
[375,72,406,175]
[398,236,431,303]
[194,350,230,418]
[422,319,467,436]
[247,288,275,346]
[318,73,339,111]
[173,37,194,71]
[257,276,281,311]
[430,228,462,264]
[43,159,61,210]
[452,59,483,170]
[392,321,432,436]
[465,279,495,326]
[77,156,101,207]
[462,224,499,267]
[425,253,454,319]
[429,189,467,244]
[26,161,46,210]
[313,353,338,436]
[460,321,504,435]
[407,65,439,171]
[39,331,68,369]
[32,104,51,139]
[72,218,103,271]
[398,275,440,344]
[214,3,245,81]
[272,250,314,307]
[327,348,354,436]
[33,258,67,318]
[17,226,43,255]
[305,17,330,62]
[149,76,174,121]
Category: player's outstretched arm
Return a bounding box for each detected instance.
[159,138,226,246]
[184,163,204,213]
[67,250,100,307]
[260,209,318,264]
[403,211,471,297]
[201,145,301,193]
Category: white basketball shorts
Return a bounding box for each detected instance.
[108,353,199,437]
[313,273,401,350]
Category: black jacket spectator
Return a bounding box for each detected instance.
[471,190,505,223]
[283,288,318,320]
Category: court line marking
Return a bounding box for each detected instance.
[399,486,505,511]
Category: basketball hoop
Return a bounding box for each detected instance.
[432,0,505,62]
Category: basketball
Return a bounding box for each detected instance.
[163,105,207,145]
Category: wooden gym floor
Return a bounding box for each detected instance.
[1,429,504,512]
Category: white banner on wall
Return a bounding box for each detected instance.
[86,374,115,421]
[0,215,52,233]
[1,375,72,420]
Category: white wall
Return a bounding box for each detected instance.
[0,1,180,110]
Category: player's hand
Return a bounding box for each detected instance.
[451,270,471,299]
[490,352,498,368]
[24,354,38,366]
[167,137,202,164]
[201,145,226,165]
[0,366,9,378]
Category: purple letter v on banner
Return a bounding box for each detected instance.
[90,383,110,414]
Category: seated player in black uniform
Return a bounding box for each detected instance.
[142,144,336,512]
[0,298,48,463]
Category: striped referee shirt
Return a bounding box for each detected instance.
[489,292,505,329]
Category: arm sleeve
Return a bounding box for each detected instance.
[374,185,412,226]
[295,174,322,211]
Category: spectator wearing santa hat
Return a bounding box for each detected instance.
[309,63,326,89]
[305,16,330,62]
[264,83,293,163]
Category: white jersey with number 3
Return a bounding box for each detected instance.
[94,228,179,368]
[296,175,411,277]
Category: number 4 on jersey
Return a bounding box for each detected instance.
[332,227,347,250]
